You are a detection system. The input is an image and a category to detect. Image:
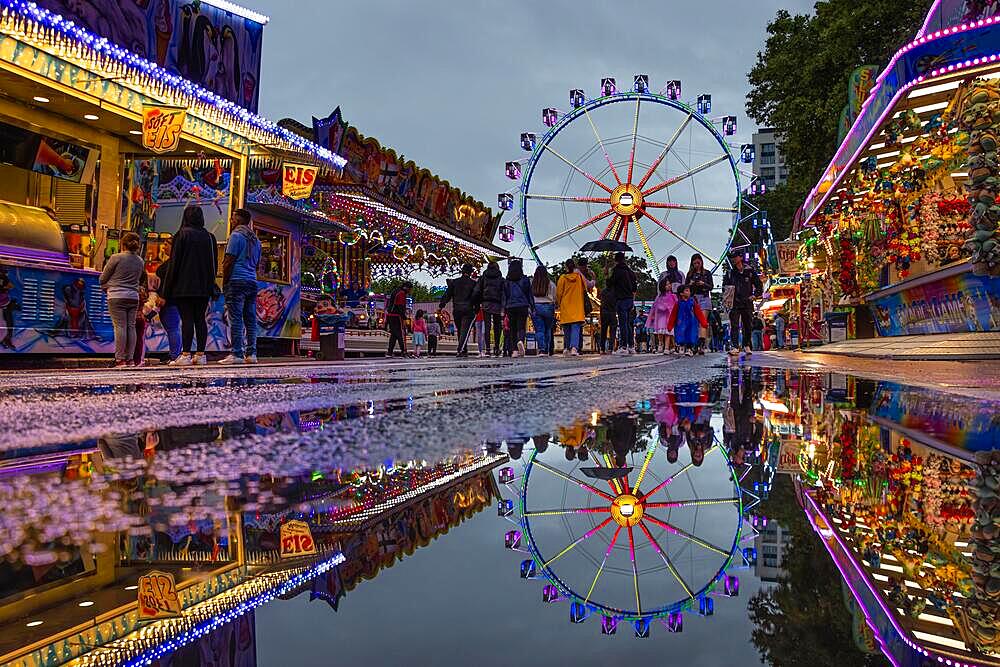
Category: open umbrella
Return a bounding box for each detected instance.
[580,239,633,253]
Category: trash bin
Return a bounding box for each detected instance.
[318,314,348,361]
[823,311,850,343]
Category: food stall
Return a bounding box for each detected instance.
[0,0,344,356]
[796,3,1000,340]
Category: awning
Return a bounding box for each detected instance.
[759,298,789,314]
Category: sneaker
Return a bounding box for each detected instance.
[615,348,628,356]
[685,348,694,356]
[169,353,192,367]
[193,353,208,366]
[570,348,580,356]
[517,341,526,357]
[628,347,635,355]
[478,351,486,358]
[728,348,740,357]
[662,350,671,355]
[563,349,572,357]
[743,346,753,356]
[511,350,521,358]
[218,354,244,365]
[112,360,128,369]
[246,354,258,364]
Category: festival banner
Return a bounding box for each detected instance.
[775,241,800,274]
[141,104,187,154]
[137,570,182,620]
[282,162,318,201]
[869,266,1000,336]
[279,520,317,559]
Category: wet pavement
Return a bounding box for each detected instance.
[0,353,997,666]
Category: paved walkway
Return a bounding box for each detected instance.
[803,331,1000,360]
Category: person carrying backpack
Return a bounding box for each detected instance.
[503,259,535,357]
[475,261,505,356]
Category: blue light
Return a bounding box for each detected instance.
[697,94,712,115]
[723,115,737,136]
[570,89,586,108]
[740,144,755,163]
[497,193,514,211]
[633,74,649,94]
[520,132,537,151]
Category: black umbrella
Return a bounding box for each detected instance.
[580,239,633,253]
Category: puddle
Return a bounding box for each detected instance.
[0,365,997,666]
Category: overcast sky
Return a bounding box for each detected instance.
[251,0,816,271]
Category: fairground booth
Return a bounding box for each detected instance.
[793,1,1000,343]
[0,0,344,358]
[273,110,505,335]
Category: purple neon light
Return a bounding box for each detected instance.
[917,0,945,38]
[803,492,986,667]
[803,19,1000,226]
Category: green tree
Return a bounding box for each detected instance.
[547,253,657,299]
[746,1,933,237]
[369,277,441,302]
[747,475,888,666]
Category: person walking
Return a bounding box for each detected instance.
[598,282,617,354]
[385,281,411,357]
[503,259,535,358]
[774,311,787,349]
[529,265,556,356]
[426,314,441,356]
[474,306,487,357]
[751,313,765,351]
[556,258,586,356]
[646,278,677,355]
[722,251,762,357]
[475,261,505,357]
[608,252,637,355]
[100,231,146,368]
[220,208,261,365]
[412,309,428,357]
[162,206,219,366]
[686,254,714,354]
[658,255,685,292]
[669,285,708,355]
[438,263,478,357]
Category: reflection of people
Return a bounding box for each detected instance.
[0,268,18,349]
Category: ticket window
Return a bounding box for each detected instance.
[256,225,291,284]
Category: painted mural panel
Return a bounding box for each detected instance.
[33,0,264,110]
[869,267,1000,336]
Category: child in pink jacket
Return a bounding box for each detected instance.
[646,278,678,354]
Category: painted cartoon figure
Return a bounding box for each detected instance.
[0,267,18,349]
[48,278,96,339]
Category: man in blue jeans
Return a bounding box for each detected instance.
[607,252,637,354]
[220,208,261,364]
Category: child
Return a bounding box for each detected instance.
[668,285,708,356]
[134,272,157,367]
[412,309,427,357]
[426,315,441,356]
[646,278,678,355]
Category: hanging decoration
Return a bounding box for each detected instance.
[141,104,187,154]
[956,81,1000,276]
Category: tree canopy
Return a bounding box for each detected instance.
[746,1,933,239]
[369,277,442,302]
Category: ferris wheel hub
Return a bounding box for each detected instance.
[611,493,643,527]
[610,183,643,218]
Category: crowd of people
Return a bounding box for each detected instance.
[100,205,262,369]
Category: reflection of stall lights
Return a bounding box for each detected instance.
[591,411,599,426]
[83,114,99,121]
[758,398,789,413]
[32,96,49,103]
[26,620,43,627]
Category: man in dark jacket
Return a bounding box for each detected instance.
[439,263,477,356]
[607,252,637,354]
[723,251,763,356]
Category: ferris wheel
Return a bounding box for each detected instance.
[496,419,761,636]
[497,75,762,274]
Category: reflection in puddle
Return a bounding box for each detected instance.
[0,366,996,666]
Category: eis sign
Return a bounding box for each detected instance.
[282,162,319,200]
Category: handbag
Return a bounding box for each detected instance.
[722,285,735,311]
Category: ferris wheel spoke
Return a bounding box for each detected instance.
[644,201,739,214]
[531,208,615,250]
[642,154,729,198]
[582,106,623,185]
[593,453,622,495]
[524,507,611,517]
[638,521,694,599]
[531,458,616,501]
[541,516,615,568]
[629,214,660,275]
[584,524,623,605]
[645,497,740,509]
[632,438,658,496]
[636,113,694,189]
[601,215,623,241]
[637,445,718,502]
[540,143,614,193]
[627,97,641,184]
[628,524,642,615]
[524,193,611,204]
[638,209,719,264]
[643,512,731,557]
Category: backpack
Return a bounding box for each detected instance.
[481,277,503,304]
